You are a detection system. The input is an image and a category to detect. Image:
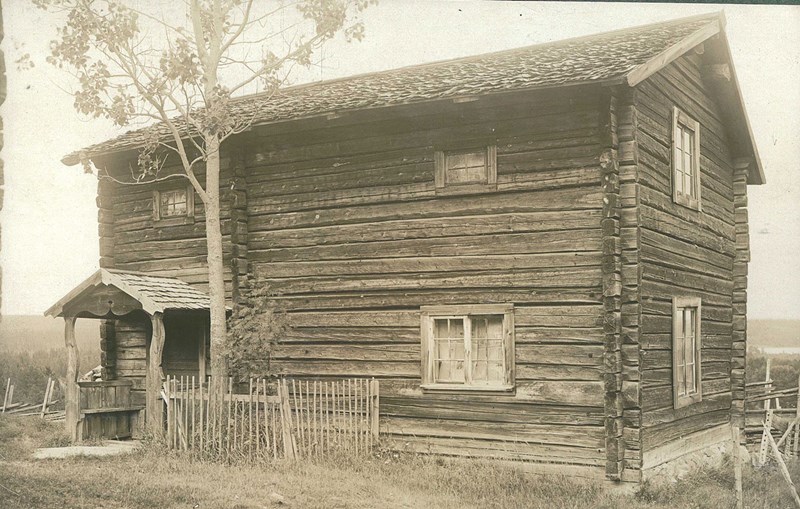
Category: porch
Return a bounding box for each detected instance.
[45,268,212,441]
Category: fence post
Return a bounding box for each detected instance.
[370,378,379,443]
[2,378,10,412]
[764,358,772,413]
[731,424,743,509]
[795,375,800,456]
[280,380,296,460]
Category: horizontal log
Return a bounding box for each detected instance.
[249,209,602,250]
[388,435,604,466]
[272,343,420,362]
[251,229,602,263]
[266,267,603,295]
[640,280,732,308]
[642,377,730,412]
[642,408,730,451]
[516,364,602,381]
[270,288,602,312]
[383,415,604,448]
[248,186,603,231]
[381,397,603,426]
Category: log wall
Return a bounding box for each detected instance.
[104,165,235,297]
[111,312,150,408]
[245,87,609,470]
[731,163,749,428]
[635,54,737,455]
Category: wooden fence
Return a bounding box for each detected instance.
[744,358,800,461]
[162,376,379,461]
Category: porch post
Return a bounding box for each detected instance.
[64,316,81,442]
[146,312,166,434]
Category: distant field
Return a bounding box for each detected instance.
[0,314,99,352]
[749,319,800,348]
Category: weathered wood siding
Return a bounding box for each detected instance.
[246,87,609,468]
[111,312,150,408]
[102,165,235,297]
[635,54,736,454]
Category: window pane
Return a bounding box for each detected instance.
[160,189,188,217]
[446,153,465,169]
[675,122,698,202]
[676,305,700,399]
[683,129,692,155]
[470,315,504,384]
[463,152,486,169]
[433,318,465,383]
[675,307,686,397]
[685,308,697,395]
[445,150,487,185]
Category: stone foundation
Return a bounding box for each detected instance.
[641,424,734,483]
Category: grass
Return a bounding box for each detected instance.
[3,415,800,508]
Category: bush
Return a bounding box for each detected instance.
[0,347,100,408]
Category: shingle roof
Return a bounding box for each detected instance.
[62,12,724,166]
[113,271,211,312]
[45,269,211,317]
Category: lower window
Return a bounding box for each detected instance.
[420,304,514,391]
[672,296,702,408]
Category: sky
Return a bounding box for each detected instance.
[0,1,798,319]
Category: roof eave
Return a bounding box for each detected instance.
[716,22,766,185]
[624,12,764,185]
[626,15,723,88]
[63,78,621,167]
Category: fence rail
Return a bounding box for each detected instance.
[744,358,800,459]
[162,376,379,461]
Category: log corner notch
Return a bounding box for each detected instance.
[600,87,625,481]
[731,158,751,429]
[64,316,81,442]
[227,153,249,304]
[146,312,166,434]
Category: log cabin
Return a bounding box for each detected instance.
[47,12,764,483]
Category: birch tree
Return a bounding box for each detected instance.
[36,0,372,393]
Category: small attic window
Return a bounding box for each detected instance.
[434,146,497,195]
[153,185,194,224]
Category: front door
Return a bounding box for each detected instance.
[162,313,208,379]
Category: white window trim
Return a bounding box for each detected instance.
[434,145,497,195]
[672,296,702,409]
[153,184,195,225]
[420,303,514,392]
[671,106,702,211]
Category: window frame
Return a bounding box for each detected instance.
[153,184,195,226]
[671,106,702,211]
[434,145,497,196]
[672,296,702,409]
[420,303,514,392]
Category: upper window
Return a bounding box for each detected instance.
[434,145,497,194]
[672,296,702,409]
[672,107,701,210]
[153,185,194,223]
[421,304,514,391]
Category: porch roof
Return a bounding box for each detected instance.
[45,269,211,318]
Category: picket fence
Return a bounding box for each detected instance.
[162,376,379,460]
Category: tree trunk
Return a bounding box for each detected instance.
[204,135,228,386]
